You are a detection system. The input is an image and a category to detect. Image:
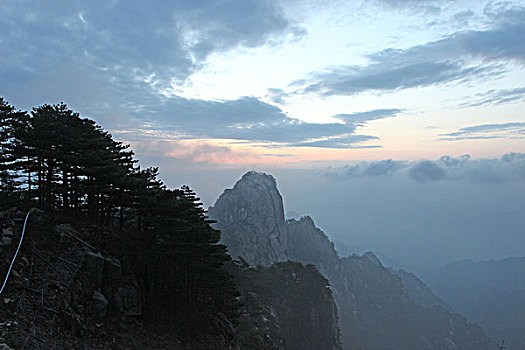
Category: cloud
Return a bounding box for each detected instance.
[451,122,525,134]
[451,9,475,26]
[262,154,297,158]
[460,87,525,107]
[323,153,525,184]
[483,1,525,25]
[1,58,394,149]
[0,0,302,93]
[101,92,396,148]
[297,62,498,96]
[174,0,306,61]
[124,96,358,143]
[437,153,525,183]
[373,0,443,14]
[129,139,258,165]
[265,88,290,105]
[438,135,501,141]
[289,134,380,148]
[334,109,402,124]
[440,122,525,141]
[0,0,399,150]
[409,160,446,182]
[342,159,408,177]
[292,3,525,96]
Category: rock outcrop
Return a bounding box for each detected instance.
[209,171,290,266]
[231,261,341,350]
[0,208,151,349]
[210,171,495,350]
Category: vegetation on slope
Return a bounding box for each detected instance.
[0,98,240,348]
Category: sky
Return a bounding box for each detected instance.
[1,0,524,271]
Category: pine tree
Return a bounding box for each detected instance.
[0,98,31,203]
[128,182,240,344]
[0,97,28,208]
[1,98,241,346]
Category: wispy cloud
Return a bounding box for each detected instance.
[291,3,525,97]
[289,134,381,149]
[334,109,403,124]
[460,87,525,107]
[438,135,501,141]
[440,122,525,141]
[294,63,499,97]
[372,0,444,14]
[129,139,259,165]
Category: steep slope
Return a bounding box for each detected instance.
[286,216,491,350]
[209,171,290,266]
[231,261,341,350]
[0,206,339,350]
[359,253,449,309]
[394,269,450,309]
[425,258,525,350]
[0,208,180,349]
[210,171,495,350]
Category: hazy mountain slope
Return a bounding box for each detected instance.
[425,258,525,350]
[210,171,494,350]
[286,216,491,350]
[394,269,450,309]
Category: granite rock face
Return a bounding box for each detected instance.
[286,216,339,273]
[209,171,290,266]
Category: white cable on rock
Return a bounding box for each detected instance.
[0,210,31,295]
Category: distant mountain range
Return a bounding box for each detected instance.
[209,171,494,350]
[424,257,525,350]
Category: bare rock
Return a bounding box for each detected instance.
[113,283,142,316]
[0,237,12,247]
[54,223,79,238]
[1,228,12,237]
[208,171,290,267]
[92,290,109,319]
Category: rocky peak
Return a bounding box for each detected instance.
[286,215,314,225]
[234,171,277,191]
[286,215,339,270]
[208,171,289,266]
[362,251,383,268]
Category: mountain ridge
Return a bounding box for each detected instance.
[424,257,525,350]
[209,171,494,350]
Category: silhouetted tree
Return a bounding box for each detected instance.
[0,98,240,346]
